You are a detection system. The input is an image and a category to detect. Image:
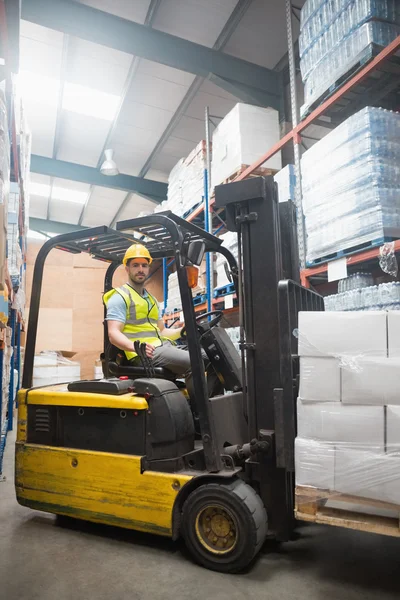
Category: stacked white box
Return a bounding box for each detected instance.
[341,357,400,405]
[335,447,400,505]
[386,406,400,453]
[165,272,182,313]
[297,311,387,358]
[274,164,296,203]
[211,103,281,188]
[299,357,340,402]
[387,311,400,357]
[216,231,238,289]
[225,327,240,355]
[297,401,384,448]
[295,437,335,490]
[163,141,206,217]
[32,352,81,387]
[295,310,397,505]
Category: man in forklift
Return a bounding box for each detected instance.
[104,244,191,378]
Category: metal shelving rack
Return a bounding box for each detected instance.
[163,7,400,319]
[0,0,25,474]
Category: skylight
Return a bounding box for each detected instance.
[52,186,88,204]
[29,182,88,204]
[18,72,120,121]
[62,82,120,121]
[30,181,51,197]
[18,71,60,106]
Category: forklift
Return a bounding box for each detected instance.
[15,176,323,573]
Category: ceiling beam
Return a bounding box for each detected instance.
[86,0,163,228]
[95,0,162,172]
[138,0,255,178]
[30,155,167,202]
[30,217,88,235]
[22,0,281,110]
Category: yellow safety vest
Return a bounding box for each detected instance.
[104,284,162,360]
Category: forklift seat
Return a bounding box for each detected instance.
[107,360,177,381]
[101,346,177,381]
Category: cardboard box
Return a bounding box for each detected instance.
[211,103,281,187]
[388,311,400,357]
[299,357,340,402]
[298,311,387,358]
[341,357,400,405]
[297,400,384,448]
[295,437,335,490]
[335,447,400,505]
[386,406,400,453]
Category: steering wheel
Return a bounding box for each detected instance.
[180,310,223,338]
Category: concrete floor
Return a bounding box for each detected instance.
[1,431,400,600]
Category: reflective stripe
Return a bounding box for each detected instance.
[121,284,137,322]
[127,317,148,325]
[125,330,160,339]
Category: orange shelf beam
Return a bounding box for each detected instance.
[300,240,400,288]
[234,36,400,182]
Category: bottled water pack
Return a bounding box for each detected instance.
[325,281,400,311]
[301,107,400,263]
[299,0,400,113]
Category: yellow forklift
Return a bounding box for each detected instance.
[15,176,323,573]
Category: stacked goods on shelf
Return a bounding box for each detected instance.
[1,326,12,432]
[0,88,10,439]
[165,257,217,314]
[325,282,400,311]
[225,326,240,354]
[274,164,296,203]
[157,140,207,217]
[8,183,23,287]
[211,103,281,188]
[301,107,400,264]
[165,272,181,314]
[216,232,238,289]
[32,352,81,387]
[0,88,9,292]
[94,359,103,379]
[296,311,400,512]
[299,0,400,115]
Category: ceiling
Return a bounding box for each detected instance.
[19,0,305,236]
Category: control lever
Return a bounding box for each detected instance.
[134,341,155,378]
[140,342,156,378]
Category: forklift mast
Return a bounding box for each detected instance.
[215,176,324,540]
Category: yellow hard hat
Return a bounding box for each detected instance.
[123,244,152,266]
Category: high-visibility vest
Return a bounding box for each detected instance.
[104,284,162,360]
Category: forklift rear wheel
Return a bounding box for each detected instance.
[181,479,267,573]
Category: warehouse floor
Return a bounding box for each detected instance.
[1,430,400,600]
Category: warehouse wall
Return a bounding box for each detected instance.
[25,242,164,379]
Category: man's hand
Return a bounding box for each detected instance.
[144,343,156,359]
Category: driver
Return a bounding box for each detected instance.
[104,244,191,379]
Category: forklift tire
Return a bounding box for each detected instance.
[181,479,267,573]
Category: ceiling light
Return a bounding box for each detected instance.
[100,149,119,176]
[62,82,120,120]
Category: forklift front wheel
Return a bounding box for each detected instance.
[181,479,267,573]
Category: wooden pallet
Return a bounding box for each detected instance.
[216,164,278,187]
[306,236,399,267]
[295,486,400,538]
